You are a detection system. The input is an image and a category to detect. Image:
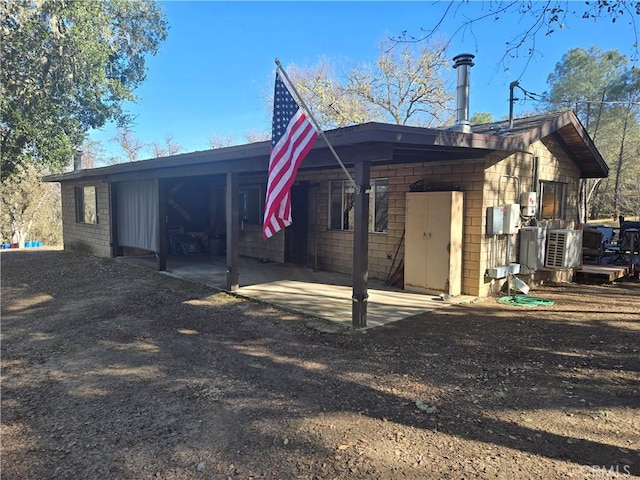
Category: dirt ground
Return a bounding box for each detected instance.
[1,250,639,479]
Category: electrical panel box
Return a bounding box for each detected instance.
[519,227,546,271]
[487,204,522,235]
[520,192,537,217]
[486,206,505,235]
[487,263,521,279]
[503,204,521,234]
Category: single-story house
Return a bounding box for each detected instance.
[45,107,608,327]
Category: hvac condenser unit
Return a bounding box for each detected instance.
[519,227,546,271]
[544,229,582,269]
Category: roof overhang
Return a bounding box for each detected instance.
[45,110,608,183]
[471,110,608,178]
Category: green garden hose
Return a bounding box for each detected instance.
[498,294,554,307]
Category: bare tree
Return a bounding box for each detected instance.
[113,127,145,162]
[288,40,453,128]
[209,134,235,149]
[348,41,452,126]
[289,57,377,128]
[78,139,114,169]
[149,134,183,158]
[244,130,270,143]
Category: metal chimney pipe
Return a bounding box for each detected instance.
[451,53,475,133]
[508,81,519,130]
[73,149,83,171]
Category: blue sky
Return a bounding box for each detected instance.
[89,1,638,160]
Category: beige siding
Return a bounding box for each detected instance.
[61,182,112,257]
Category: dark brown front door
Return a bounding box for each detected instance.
[285,183,309,265]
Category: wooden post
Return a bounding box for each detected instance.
[352,160,370,328]
[157,178,168,271]
[226,172,239,290]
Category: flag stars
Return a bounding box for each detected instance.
[271,74,301,147]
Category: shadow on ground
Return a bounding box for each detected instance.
[2,251,639,479]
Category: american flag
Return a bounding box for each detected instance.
[263,72,318,239]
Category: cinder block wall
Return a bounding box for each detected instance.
[294,139,580,298]
[295,167,403,281]
[57,135,581,298]
[61,182,112,257]
[389,160,486,296]
[237,173,285,263]
[296,159,486,295]
[239,224,285,263]
[478,139,581,297]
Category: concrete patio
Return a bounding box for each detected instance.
[118,254,465,329]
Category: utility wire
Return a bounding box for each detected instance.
[514,83,640,106]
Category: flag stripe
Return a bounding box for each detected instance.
[264,125,315,236]
[269,113,314,187]
[268,114,316,195]
[265,115,316,216]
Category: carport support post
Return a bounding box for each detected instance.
[226,172,240,291]
[157,178,168,271]
[352,160,370,328]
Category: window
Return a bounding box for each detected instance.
[75,186,98,224]
[330,180,355,230]
[539,181,566,219]
[329,178,388,233]
[239,187,262,225]
[370,179,388,233]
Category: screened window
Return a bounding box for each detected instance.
[539,181,566,219]
[75,186,98,224]
[329,179,388,233]
[239,187,262,225]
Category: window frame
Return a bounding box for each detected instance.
[74,186,98,224]
[328,178,389,234]
[329,180,354,231]
[239,186,263,225]
[538,181,566,220]
[370,178,389,234]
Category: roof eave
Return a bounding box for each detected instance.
[44,113,609,182]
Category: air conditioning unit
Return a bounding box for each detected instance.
[545,229,582,269]
[519,227,546,271]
